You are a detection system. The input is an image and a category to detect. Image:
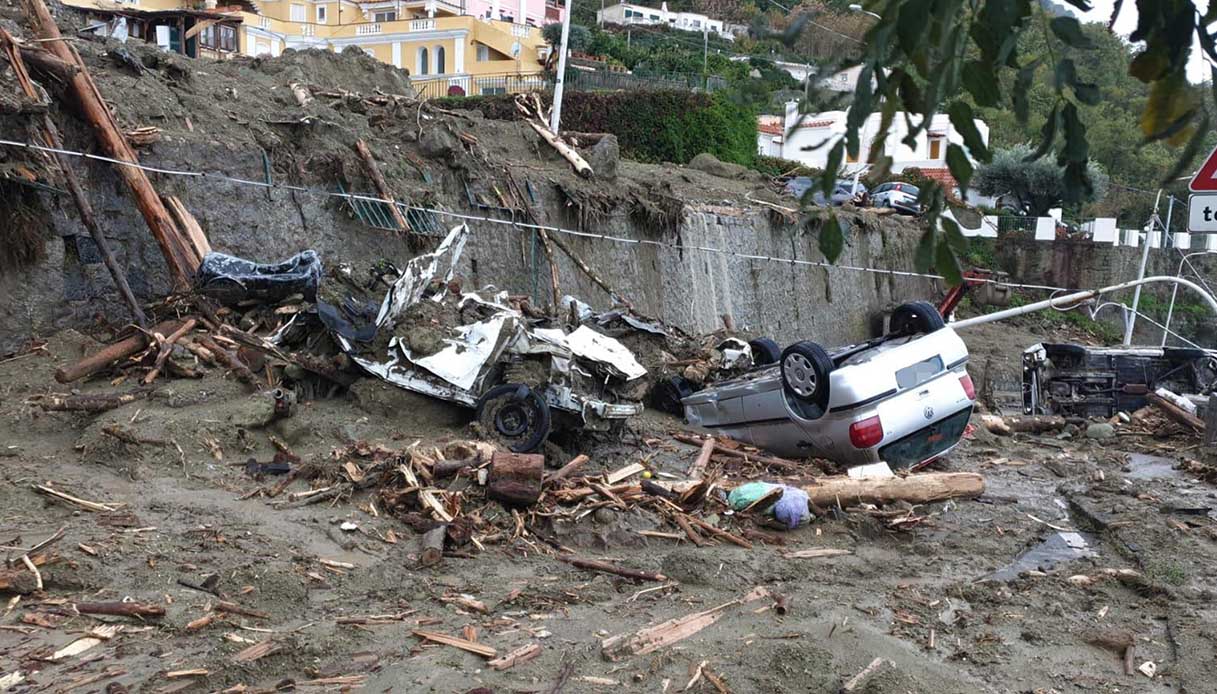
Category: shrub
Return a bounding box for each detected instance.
[430,90,757,166]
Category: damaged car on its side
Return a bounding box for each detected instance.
[681,302,976,469]
[1023,343,1217,417]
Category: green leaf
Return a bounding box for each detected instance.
[945,144,973,198]
[935,235,963,286]
[941,217,968,256]
[1058,102,1089,164]
[1072,81,1101,105]
[1160,111,1212,186]
[1012,59,1041,123]
[962,60,1001,107]
[946,101,991,163]
[820,140,844,196]
[1025,104,1059,162]
[1054,58,1077,90]
[1049,16,1095,49]
[819,213,845,262]
[896,0,933,57]
[914,229,936,273]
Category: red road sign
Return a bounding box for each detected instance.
[1190,144,1217,192]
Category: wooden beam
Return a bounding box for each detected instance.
[801,472,985,508]
[354,139,411,233]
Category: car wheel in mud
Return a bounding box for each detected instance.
[780,341,833,408]
[651,376,694,416]
[891,301,946,335]
[476,384,551,453]
[748,337,782,366]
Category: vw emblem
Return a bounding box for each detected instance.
[923,406,934,420]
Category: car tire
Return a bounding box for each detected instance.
[780,341,834,408]
[651,376,694,416]
[748,337,782,366]
[891,301,946,335]
[476,384,551,453]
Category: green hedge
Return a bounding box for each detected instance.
[432,90,756,166]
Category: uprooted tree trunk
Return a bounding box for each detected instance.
[802,472,985,508]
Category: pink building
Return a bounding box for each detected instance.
[460,0,564,26]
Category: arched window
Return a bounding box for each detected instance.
[434,45,446,74]
[416,46,429,75]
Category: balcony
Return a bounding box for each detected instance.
[409,18,436,31]
[355,23,382,34]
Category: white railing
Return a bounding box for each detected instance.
[299,23,315,36]
[356,23,382,34]
[409,18,436,31]
[511,22,530,38]
[259,16,269,28]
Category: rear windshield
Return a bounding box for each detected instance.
[895,355,944,389]
[894,184,921,196]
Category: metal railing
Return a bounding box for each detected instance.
[411,68,728,99]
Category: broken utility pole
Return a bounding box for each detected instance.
[21,0,199,290]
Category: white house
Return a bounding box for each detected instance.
[757,102,990,189]
[596,2,734,40]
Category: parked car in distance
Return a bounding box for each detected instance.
[784,177,868,207]
[870,182,922,215]
[681,302,975,469]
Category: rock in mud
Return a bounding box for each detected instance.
[1086,423,1116,440]
[587,134,619,181]
[688,152,748,179]
[420,127,459,159]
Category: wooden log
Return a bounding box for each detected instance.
[412,629,497,658]
[32,387,151,413]
[432,459,475,479]
[162,195,209,265]
[196,336,262,390]
[22,0,198,288]
[556,555,667,582]
[74,602,165,618]
[16,44,79,81]
[545,454,588,485]
[354,139,411,233]
[419,524,446,568]
[523,119,593,178]
[802,472,985,509]
[54,320,182,383]
[1148,393,1205,433]
[979,414,1067,436]
[488,643,541,670]
[144,318,197,384]
[672,433,802,472]
[487,452,544,507]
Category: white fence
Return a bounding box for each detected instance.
[955,213,1217,251]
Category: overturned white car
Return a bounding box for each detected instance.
[682,303,975,469]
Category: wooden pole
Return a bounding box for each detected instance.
[54,319,183,383]
[802,472,985,508]
[21,0,197,290]
[353,139,412,233]
[0,29,148,326]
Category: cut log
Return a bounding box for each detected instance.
[31,387,151,413]
[74,602,165,618]
[16,43,79,81]
[419,524,446,568]
[487,452,544,507]
[22,0,198,288]
[354,139,411,233]
[979,414,1067,436]
[802,472,985,509]
[55,320,182,383]
[687,438,715,479]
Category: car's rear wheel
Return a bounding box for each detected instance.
[476,384,551,453]
[748,337,782,366]
[780,341,834,408]
[651,376,694,416]
[891,301,945,335]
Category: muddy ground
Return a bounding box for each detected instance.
[2,317,1217,694]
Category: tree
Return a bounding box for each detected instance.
[542,22,591,53]
[788,0,1217,283]
[975,145,1109,215]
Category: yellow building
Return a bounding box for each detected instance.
[63,0,555,97]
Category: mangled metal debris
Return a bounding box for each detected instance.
[310,224,647,451]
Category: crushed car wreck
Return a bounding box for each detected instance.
[1023,342,1217,418]
[276,225,647,452]
[683,302,976,468]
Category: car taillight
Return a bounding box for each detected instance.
[849,415,884,448]
[960,374,976,400]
